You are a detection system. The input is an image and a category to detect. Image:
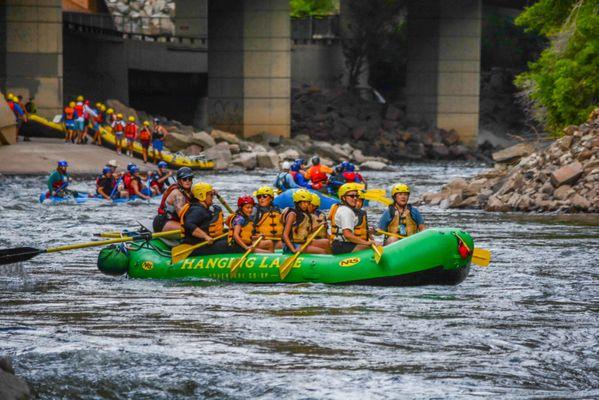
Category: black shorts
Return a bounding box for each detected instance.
[331,241,356,255]
[152,214,168,232]
[190,238,241,256]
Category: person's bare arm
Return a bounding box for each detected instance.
[172,191,187,215]
[342,229,373,246]
[283,213,296,252]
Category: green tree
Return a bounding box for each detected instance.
[514,0,598,134]
[290,0,338,17]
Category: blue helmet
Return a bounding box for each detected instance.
[290,162,301,172]
[127,163,135,172]
[346,163,355,172]
[58,160,68,168]
[295,158,305,166]
[130,165,139,174]
[157,161,168,168]
[102,166,112,175]
[341,161,350,170]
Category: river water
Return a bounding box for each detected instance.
[0,164,597,399]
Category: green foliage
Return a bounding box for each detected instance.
[515,0,599,133]
[290,0,338,17]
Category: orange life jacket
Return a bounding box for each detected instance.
[253,207,283,239]
[139,127,151,141]
[64,107,74,120]
[226,213,254,245]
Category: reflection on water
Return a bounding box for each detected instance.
[0,164,598,399]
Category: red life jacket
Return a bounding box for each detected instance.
[8,101,15,111]
[114,121,125,132]
[125,122,137,139]
[125,175,142,195]
[139,127,151,141]
[343,172,357,182]
[122,172,132,189]
[74,104,84,118]
[307,165,328,184]
[64,107,74,120]
[157,184,191,221]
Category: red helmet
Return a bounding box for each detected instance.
[84,100,90,105]
[237,195,255,208]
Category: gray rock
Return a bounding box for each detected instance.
[279,148,300,161]
[183,144,203,156]
[190,131,216,149]
[163,131,192,152]
[229,144,241,154]
[105,99,138,121]
[550,161,584,187]
[359,161,391,171]
[492,143,535,163]
[352,149,366,164]
[211,129,240,144]
[430,142,449,158]
[204,141,232,170]
[570,194,591,210]
[0,368,30,400]
[256,152,280,169]
[233,152,257,170]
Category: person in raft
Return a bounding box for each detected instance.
[252,186,283,249]
[153,167,194,232]
[309,193,329,241]
[227,195,274,253]
[180,182,229,256]
[47,160,72,198]
[124,165,153,200]
[281,189,330,254]
[96,166,128,200]
[329,183,376,254]
[378,183,425,244]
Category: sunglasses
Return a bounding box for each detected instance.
[180,177,193,182]
[257,194,271,199]
[345,194,359,199]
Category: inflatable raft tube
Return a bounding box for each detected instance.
[39,191,160,204]
[273,188,340,210]
[97,228,472,286]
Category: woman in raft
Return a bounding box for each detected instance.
[281,189,331,254]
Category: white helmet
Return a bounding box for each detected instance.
[281,161,291,170]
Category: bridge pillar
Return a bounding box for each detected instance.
[406,0,481,145]
[208,0,290,138]
[0,0,63,118]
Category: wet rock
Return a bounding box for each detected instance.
[190,131,215,149]
[0,356,30,400]
[430,142,449,158]
[550,161,583,187]
[256,152,280,169]
[279,148,301,161]
[492,142,535,163]
[228,144,240,154]
[204,141,232,170]
[211,129,240,145]
[233,152,257,170]
[359,161,391,171]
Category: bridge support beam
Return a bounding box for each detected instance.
[208,0,290,138]
[0,0,63,118]
[406,0,481,145]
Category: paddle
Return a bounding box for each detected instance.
[376,229,406,240]
[96,229,182,239]
[215,192,233,214]
[362,191,393,206]
[453,232,492,267]
[109,177,122,199]
[0,230,179,266]
[279,225,325,280]
[371,243,384,264]
[171,232,229,264]
[230,236,264,277]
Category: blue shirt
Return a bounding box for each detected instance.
[293,172,311,188]
[378,205,424,230]
[10,102,24,121]
[274,173,299,190]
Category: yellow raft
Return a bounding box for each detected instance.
[28,114,215,170]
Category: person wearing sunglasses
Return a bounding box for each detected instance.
[180,182,228,256]
[308,193,329,240]
[152,167,195,232]
[281,189,330,254]
[252,186,284,249]
[329,183,376,255]
[378,183,425,244]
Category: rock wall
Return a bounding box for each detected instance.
[104,0,175,34]
[421,109,599,213]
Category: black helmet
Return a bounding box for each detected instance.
[176,167,193,180]
[311,156,320,165]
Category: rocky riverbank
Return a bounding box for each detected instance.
[420,109,599,213]
[0,356,30,400]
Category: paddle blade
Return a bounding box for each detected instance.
[171,244,195,264]
[362,192,393,206]
[472,248,491,267]
[279,254,297,280]
[372,245,384,264]
[0,247,43,266]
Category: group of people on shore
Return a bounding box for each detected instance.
[61,96,169,164]
[275,157,366,196]
[46,159,175,202]
[3,92,35,141]
[152,166,425,256]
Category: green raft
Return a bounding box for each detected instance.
[97,228,473,286]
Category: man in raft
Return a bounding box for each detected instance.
[227,195,274,253]
[378,183,425,244]
[153,167,194,232]
[96,166,128,200]
[329,183,376,254]
[252,186,283,248]
[149,161,172,194]
[281,189,330,254]
[47,160,72,198]
[304,156,333,191]
[124,165,153,200]
[180,182,229,256]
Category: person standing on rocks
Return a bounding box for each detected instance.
[6,93,28,141]
[62,101,76,143]
[139,121,152,163]
[124,116,138,156]
[111,113,126,154]
[152,118,168,163]
[378,183,425,244]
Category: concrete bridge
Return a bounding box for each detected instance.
[1,0,487,145]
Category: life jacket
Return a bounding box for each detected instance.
[96,175,115,195]
[157,184,191,221]
[310,210,328,239]
[95,112,104,124]
[275,172,290,191]
[122,172,132,190]
[150,172,166,192]
[343,171,359,183]
[7,101,15,112]
[179,203,224,237]
[51,173,67,190]
[354,209,369,240]
[307,165,328,185]
[329,203,357,242]
[113,121,125,133]
[226,213,254,245]
[387,204,419,237]
[64,107,75,120]
[281,207,312,243]
[139,127,151,141]
[125,122,137,139]
[125,174,142,196]
[254,206,283,239]
[74,103,84,118]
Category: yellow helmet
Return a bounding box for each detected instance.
[116,113,123,119]
[338,183,363,198]
[143,121,150,126]
[391,183,411,196]
[191,182,213,202]
[292,189,312,203]
[100,105,106,111]
[310,193,321,207]
[253,186,275,198]
[6,93,14,101]
[76,95,84,102]
[107,108,114,114]
[128,116,135,122]
[69,101,76,108]
[95,102,102,108]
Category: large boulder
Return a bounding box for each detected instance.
[279,148,301,161]
[550,161,584,187]
[190,131,216,149]
[233,152,257,170]
[211,129,240,144]
[256,152,280,169]
[105,99,138,121]
[164,131,192,152]
[0,356,30,400]
[359,160,392,171]
[492,143,535,163]
[204,141,231,170]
